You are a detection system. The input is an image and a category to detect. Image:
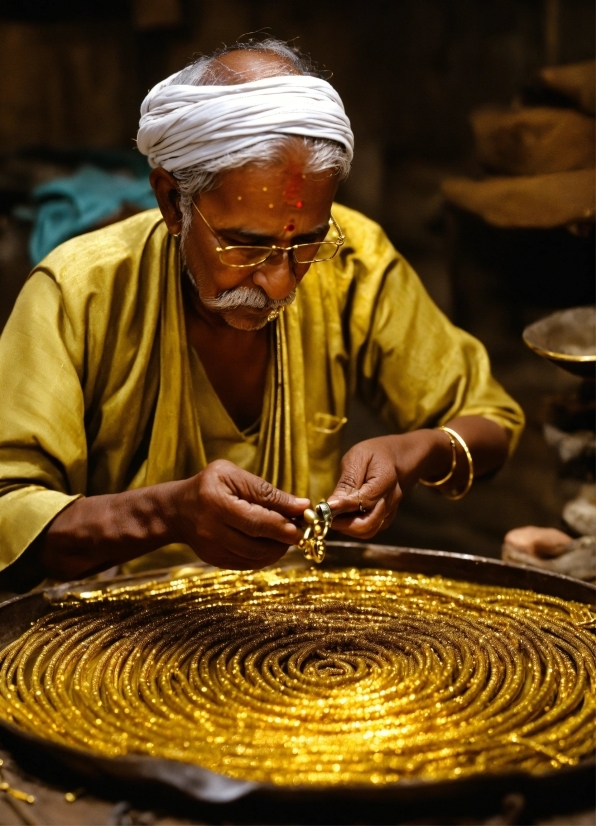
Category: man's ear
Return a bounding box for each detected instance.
[150,168,183,235]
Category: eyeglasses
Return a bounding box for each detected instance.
[192,199,345,268]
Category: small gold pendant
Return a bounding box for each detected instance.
[299,501,333,563]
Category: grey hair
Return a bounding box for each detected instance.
[167,38,351,240]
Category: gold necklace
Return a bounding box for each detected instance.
[0,568,594,787]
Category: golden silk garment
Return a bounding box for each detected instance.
[0,205,524,572]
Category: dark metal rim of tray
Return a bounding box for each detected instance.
[0,543,594,809]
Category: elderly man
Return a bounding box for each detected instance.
[0,40,523,588]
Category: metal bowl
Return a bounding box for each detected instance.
[523,305,596,378]
[0,543,594,821]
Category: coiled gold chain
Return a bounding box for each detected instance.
[0,568,594,787]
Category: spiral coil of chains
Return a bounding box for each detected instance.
[0,568,594,787]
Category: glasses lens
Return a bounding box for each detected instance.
[293,242,339,264]
[219,247,271,267]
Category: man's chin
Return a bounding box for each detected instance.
[221,308,271,331]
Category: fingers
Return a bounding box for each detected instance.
[219,463,307,545]
[213,523,289,564]
[332,497,386,539]
[222,463,310,517]
[327,450,370,515]
[226,498,304,546]
[332,484,402,539]
[184,461,309,571]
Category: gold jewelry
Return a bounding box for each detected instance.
[0,760,35,804]
[439,425,474,500]
[0,568,593,787]
[267,309,280,323]
[357,490,365,513]
[299,501,333,562]
[419,429,457,487]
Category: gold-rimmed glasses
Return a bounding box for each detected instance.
[192,200,345,268]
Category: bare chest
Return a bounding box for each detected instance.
[185,319,270,432]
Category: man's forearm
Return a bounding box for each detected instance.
[382,415,510,493]
[34,482,184,581]
[5,416,509,588]
[443,415,510,483]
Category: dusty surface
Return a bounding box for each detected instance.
[0,741,593,825]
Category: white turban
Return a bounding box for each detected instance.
[137,74,354,172]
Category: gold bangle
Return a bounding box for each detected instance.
[419,429,457,487]
[439,426,474,500]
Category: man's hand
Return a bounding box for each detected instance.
[327,417,510,539]
[22,461,310,583]
[15,417,507,584]
[172,460,310,569]
[327,432,442,538]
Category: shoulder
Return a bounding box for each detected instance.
[33,209,167,293]
[332,203,390,248]
[328,203,403,286]
[307,203,406,315]
[331,203,396,264]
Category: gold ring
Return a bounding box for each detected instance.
[357,490,365,513]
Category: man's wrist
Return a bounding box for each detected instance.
[111,481,187,548]
[39,483,185,580]
[416,428,454,482]
[381,429,452,484]
[147,480,186,546]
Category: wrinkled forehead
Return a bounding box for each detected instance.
[198,162,339,239]
[209,159,339,204]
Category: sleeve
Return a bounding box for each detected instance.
[351,225,524,453]
[0,272,87,571]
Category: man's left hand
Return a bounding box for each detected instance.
[327,417,510,539]
[327,432,444,538]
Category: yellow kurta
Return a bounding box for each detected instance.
[0,205,524,573]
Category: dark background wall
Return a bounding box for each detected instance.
[0,0,594,210]
[0,0,593,558]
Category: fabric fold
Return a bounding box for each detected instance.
[0,205,524,574]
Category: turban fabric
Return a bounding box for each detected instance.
[137,74,354,172]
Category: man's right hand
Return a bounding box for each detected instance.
[171,460,310,569]
[9,462,310,585]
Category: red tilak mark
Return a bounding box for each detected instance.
[285,223,295,232]
[283,172,303,203]
[295,201,304,209]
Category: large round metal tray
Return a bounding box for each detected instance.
[0,543,594,820]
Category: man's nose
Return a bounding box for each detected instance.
[251,250,296,300]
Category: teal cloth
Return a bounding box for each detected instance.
[29,165,156,265]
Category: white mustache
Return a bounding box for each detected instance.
[201,286,296,311]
